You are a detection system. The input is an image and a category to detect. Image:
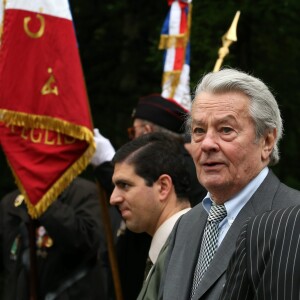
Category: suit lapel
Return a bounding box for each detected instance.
[136,278,148,300]
[170,206,208,300]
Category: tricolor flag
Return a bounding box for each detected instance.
[159,0,192,111]
[0,0,95,218]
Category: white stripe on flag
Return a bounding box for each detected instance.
[173,64,191,110]
[164,48,176,72]
[5,0,72,20]
[169,1,181,35]
[164,1,181,72]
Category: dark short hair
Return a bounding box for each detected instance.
[113,132,190,199]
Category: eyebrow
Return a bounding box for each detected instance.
[218,115,238,124]
[113,178,133,186]
[192,114,238,125]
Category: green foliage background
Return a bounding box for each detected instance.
[1,0,300,199]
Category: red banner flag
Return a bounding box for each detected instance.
[0,0,95,218]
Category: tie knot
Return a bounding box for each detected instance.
[144,256,153,281]
[208,203,227,223]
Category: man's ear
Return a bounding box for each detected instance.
[144,124,154,134]
[261,128,277,161]
[157,174,173,201]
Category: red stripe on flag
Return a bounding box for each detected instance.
[173,47,184,70]
[173,7,187,70]
[179,7,187,34]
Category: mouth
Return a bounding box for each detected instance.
[119,208,130,218]
[201,161,224,171]
[202,161,221,166]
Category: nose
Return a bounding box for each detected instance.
[110,187,123,205]
[200,130,220,152]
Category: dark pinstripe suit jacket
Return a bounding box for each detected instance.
[220,205,300,300]
[159,170,300,300]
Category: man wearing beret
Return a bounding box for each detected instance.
[128,94,207,206]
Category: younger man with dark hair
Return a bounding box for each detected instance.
[110,132,191,300]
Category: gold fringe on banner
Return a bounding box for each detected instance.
[158,33,188,50]
[0,109,94,142]
[10,141,95,218]
[1,108,95,218]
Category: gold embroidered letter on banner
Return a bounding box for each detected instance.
[41,68,59,96]
[24,14,45,39]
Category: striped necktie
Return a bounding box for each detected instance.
[190,203,227,298]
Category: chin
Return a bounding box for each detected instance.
[127,224,142,234]
[201,176,224,187]
[203,181,230,194]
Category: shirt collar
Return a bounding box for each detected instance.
[149,208,191,264]
[202,167,269,221]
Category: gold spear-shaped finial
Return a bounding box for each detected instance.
[213,11,240,72]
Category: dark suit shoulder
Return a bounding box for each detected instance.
[248,170,300,213]
[274,181,300,198]
[1,189,20,205]
[0,189,29,221]
[70,177,97,191]
[59,177,98,203]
